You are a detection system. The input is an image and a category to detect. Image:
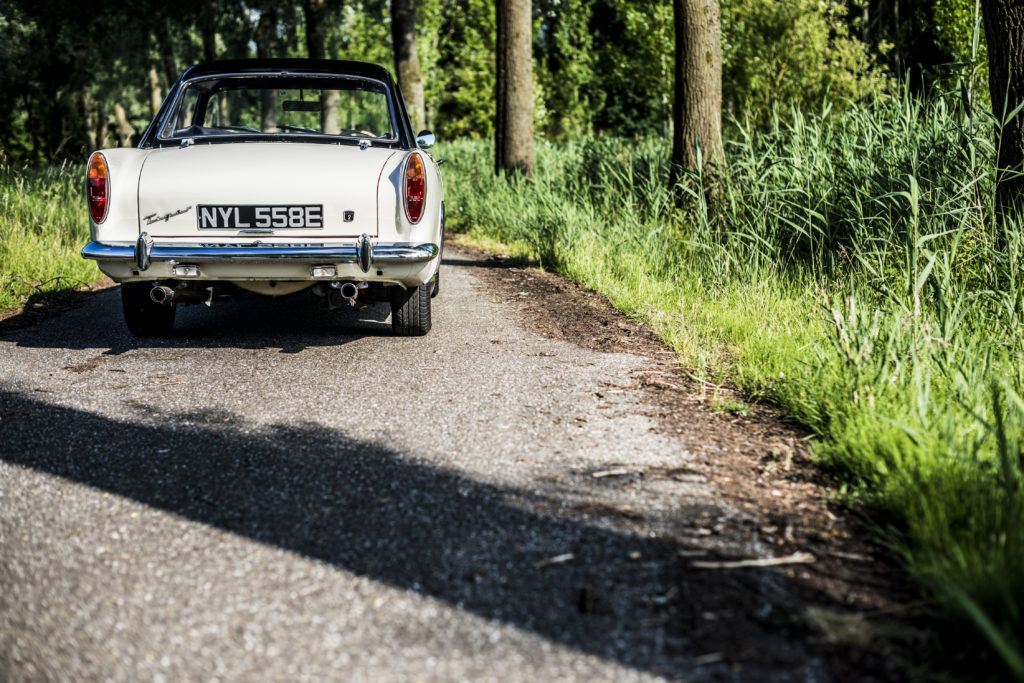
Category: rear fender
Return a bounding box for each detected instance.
[377,150,444,274]
[90,148,148,244]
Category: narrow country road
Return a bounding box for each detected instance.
[0,247,906,681]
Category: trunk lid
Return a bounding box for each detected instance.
[137,142,395,239]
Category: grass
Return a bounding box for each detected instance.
[438,83,1024,678]
[0,163,101,313]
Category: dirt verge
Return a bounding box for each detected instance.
[452,239,930,680]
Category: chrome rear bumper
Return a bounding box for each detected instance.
[82,232,438,273]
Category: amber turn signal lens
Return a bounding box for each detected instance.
[404,152,425,224]
[87,153,109,223]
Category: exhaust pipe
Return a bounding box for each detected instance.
[149,285,214,306]
[150,285,175,305]
[339,282,359,300]
[327,281,360,307]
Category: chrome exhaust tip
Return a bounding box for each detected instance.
[327,281,360,308]
[150,285,175,305]
[339,282,359,300]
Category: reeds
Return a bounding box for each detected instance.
[0,163,100,312]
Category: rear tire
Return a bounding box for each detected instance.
[389,284,431,336]
[121,283,175,336]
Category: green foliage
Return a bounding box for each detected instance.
[588,0,673,137]
[440,81,1024,677]
[721,0,892,126]
[0,164,100,312]
[337,1,393,66]
[933,0,983,62]
[0,0,911,159]
[932,0,989,102]
[535,0,596,139]
[423,0,496,139]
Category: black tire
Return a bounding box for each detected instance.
[389,284,431,336]
[121,282,175,336]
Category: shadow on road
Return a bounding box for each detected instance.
[1,288,396,355]
[2,251,491,353]
[441,256,525,269]
[0,387,850,681]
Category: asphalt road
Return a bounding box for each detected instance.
[0,249,836,681]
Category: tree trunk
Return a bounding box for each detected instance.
[147,61,162,117]
[95,98,109,150]
[303,0,340,133]
[321,91,340,134]
[304,0,326,58]
[83,92,97,151]
[391,0,426,132]
[201,0,219,62]
[495,0,535,176]
[113,102,131,147]
[256,9,278,132]
[981,0,1024,218]
[218,93,232,127]
[671,0,723,185]
[157,25,179,88]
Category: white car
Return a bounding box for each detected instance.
[82,59,443,336]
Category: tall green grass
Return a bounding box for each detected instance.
[440,85,1024,678]
[0,164,101,313]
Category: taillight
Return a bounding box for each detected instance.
[404,152,426,224]
[87,153,109,223]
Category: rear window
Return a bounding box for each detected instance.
[159,75,396,142]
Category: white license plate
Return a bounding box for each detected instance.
[197,205,323,230]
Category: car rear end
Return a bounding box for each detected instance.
[82,59,443,336]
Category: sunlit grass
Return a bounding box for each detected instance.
[439,84,1024,677]
[0,164,101,313]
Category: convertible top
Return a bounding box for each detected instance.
[180,59,395,84]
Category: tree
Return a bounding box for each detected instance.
[201,0,220,62]
[255,8,278,132]
[146,59,163,117]
[303,0,340,133]
[981,0,1024,217]
[156,21,180,88]
[671,0,723,184]
[303,0,328,58]
[392,0,426,131]
[494,0,534,176]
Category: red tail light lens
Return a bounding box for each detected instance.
[404,152,426,224]
[87,153,109,223]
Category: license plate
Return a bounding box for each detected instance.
[197,205,324,230]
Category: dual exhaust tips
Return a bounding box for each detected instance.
[149,281,362,307]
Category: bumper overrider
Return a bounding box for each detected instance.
[82,232,439,274]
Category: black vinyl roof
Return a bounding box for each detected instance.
[179,59,394,84]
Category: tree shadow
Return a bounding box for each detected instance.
[441,256,526,269]
[0,388,843,680]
